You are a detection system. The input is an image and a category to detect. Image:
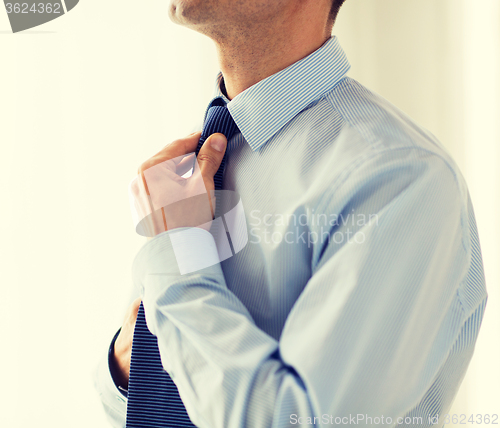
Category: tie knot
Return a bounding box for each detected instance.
[195,98,239,191]
[201,100,239,143]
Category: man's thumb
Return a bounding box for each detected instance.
[197,133,227,181]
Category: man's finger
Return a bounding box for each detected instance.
[137,131,202,175]
[197,133,227,187]
[158,132,201,164]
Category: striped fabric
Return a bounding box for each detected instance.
[126,303,196,428]
[95,36,488,428]
[125,101,239,428]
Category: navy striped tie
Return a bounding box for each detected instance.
[126,97,239,428]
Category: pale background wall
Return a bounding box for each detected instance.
[0,1,498,427]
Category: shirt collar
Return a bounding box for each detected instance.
[206,36,351,151]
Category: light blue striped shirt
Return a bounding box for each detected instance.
[94,36,487,427]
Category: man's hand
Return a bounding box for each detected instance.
[113,134,228,383]
[113,297,142,389]
[138,131,228,234]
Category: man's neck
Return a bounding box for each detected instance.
[212,15,332,100]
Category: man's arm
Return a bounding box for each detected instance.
[93,128,222,427]
[135,148,485,427]
[93,330,128,428]
[93,295,141,428]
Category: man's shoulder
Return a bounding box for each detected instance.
[324,77,449,155]
[288,77,472,233]
[313,76,466,193]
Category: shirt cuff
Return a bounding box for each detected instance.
[132,226,222,283]
[93,333,128,421]
[108,328,128,398]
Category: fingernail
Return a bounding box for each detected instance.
[210,134,226,152]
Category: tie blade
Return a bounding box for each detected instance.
[126,304,197,428]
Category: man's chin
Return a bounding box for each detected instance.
[167,0,182,25]
[167,0,209,28]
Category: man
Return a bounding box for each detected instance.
[94,0,488,427]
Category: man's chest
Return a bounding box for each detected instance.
[217,133,339,340]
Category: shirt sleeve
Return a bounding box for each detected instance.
[136,149,475,428]
[93,329,127,428]
[93,282,143,428]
